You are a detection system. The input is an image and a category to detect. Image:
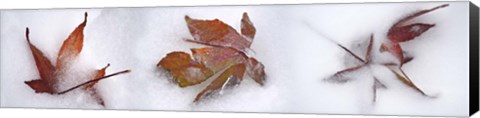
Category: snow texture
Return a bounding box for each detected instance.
[0,2,470,117]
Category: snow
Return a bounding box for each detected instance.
[0,2,470,117]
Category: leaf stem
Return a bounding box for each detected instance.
[302,22,366,63]
[56,69,131,95]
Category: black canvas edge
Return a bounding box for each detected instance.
[470,1,480,116]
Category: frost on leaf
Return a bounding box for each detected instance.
[194,63,246,102]
[323,4,448,104]
[24,12,130,107]
[158,12,266,103]
[158,52,214,87]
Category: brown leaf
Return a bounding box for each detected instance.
[86,64,110,89]
[24,79,53,94]
[84,64,110,106]
[56,12,87,69]
[191,47,247,72]
[24,13,130,107]
[158,52,214,87]
[159,12,265,102]
[247,58,266,86]
[24,28,57,94]
[184,15,252,51]
[194,63,246,102]
[241,12,256,39]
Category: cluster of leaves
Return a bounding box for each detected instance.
[24,12,130,107]
[325,4,449,103]
[157,12,266,102]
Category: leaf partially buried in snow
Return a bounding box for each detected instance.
[84,64,110,106]
[323,4,447,105]
[191,47,247,73]
[24,12,130,107]
[55,13,86,70]
[158,52,214,87]
[194,63,246,102]
[158,12,266,102]
[246,58,266,86]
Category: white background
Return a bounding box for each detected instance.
[0,0,479,118]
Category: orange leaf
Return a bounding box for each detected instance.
[85,64,110,106]
[84,64,110,106]
[56,12,87,69]
[158,52,214,87]
[85,64,110,89]
[159,12,265,102]
[24,13,130,107]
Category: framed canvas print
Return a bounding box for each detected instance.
[1,1,479,117]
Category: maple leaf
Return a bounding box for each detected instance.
[323,4,448,104]
[24,12,130,107]
[158,12,266,102]
[325,34,428,104]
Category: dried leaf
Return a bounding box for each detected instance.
[85,64,110,106]
[388,23,435,43]
[24,79,53,94]
[158,52,214,87]
[24,13,130,107]
[194,63,246,102]
[384,4,448,64]
[191,47,247,73]
[86,64,110,89]
[24,28,57,94]
[184,15,252,51]
[56,13,87,69]
[247,58,266,85]
[241,12,256,39]
[159,12,265,102]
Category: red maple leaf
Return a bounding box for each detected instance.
[158,12,266,102]
[24,12,130,107]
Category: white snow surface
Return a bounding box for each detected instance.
[0,2,470,116]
